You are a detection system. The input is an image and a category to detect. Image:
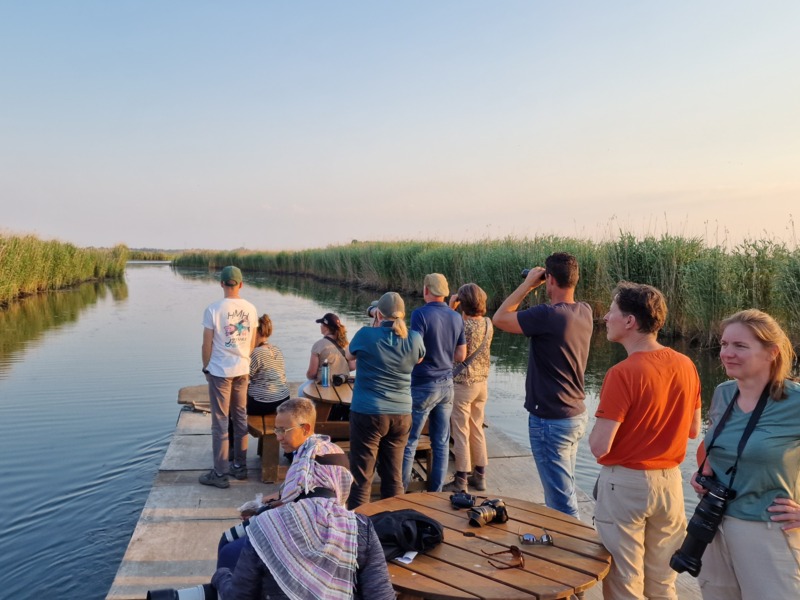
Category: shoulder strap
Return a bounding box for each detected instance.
[324,336,348,359]
[702,385,771,489]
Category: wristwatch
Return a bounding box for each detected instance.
[202,368,210,374]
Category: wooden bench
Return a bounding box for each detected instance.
[247,413,284,484]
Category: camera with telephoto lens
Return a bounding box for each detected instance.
[450,492,478,509]
[467,498,509,527]
[223,499,279,543]
[670,473,737,577]
[147,584,217,600]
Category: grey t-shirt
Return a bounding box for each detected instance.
[517,301,593,419]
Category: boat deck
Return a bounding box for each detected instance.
[106,389,701,599]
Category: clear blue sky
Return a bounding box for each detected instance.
[1,2,798,250]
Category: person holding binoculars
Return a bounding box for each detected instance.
[689,309,800,599]
[493,252,592,518]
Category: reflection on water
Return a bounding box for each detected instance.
[0,279,128,377]
[0,265,731,598]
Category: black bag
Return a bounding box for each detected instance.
[368,509,444,561]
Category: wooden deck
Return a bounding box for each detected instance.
[106,389,701,599]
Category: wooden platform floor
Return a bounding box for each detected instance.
[107,397,701,599]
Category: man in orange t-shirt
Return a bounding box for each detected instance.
[589,282,701,600]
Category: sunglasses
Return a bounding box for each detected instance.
[274,425,304,435]
[482,545,525,570]
[519,528,554,546]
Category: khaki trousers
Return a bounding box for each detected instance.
[697,515,800,599]
[450,380,489,473]
[595,465,685,600]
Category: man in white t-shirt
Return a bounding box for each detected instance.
[200,265,258,488]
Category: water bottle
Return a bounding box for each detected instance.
[321,359,330,387]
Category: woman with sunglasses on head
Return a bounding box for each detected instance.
[692,309,800,599]
[442,283,494,493]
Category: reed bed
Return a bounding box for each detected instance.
[174,233,800,344]
[0,234,128,306]
[129,249,174,261]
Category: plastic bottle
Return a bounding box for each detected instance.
[321,359,330,387]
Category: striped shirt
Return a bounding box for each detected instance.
[248,342,290,404]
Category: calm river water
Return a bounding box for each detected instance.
[0,263,727,598]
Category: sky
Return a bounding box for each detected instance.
[1,2,798,250]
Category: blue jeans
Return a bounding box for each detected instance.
[528,411,588,519]
[402,378,454,491]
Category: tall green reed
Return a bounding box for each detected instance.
[0,234,128,306]
[173,233,799,344]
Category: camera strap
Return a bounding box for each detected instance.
[700,385,770,490]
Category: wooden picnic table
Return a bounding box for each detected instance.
[356,492,610,600]
[302,379,353,440]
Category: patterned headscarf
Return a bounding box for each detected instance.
[248,435,358,600]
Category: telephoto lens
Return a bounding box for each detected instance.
[147,583,217,600]
[670,474,736,577]
[223,519,249,544]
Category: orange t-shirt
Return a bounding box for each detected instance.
[595,347,701,469]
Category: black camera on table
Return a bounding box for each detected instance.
[450,492,478,509]
[468,498,509,527]
[147,584,216,600]
[670,474,737,577]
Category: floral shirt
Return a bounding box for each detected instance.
[454,317,493,385]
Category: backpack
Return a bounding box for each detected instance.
[368,509,444,561]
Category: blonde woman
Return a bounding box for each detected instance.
[693,309,800,598]
[345,292,425,508]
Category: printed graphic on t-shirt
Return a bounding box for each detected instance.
[224,310,251,348]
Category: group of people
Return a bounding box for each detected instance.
[492,253,800,598]
[199,259,799,599]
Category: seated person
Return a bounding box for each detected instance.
[298,313,355,396]
[217,398,345,566]
[211,399,395,600]
[247,314,291,415]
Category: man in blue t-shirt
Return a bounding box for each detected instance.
[493,253,593,518]
[402,273,467,492]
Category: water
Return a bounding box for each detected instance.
[0,263,726,598]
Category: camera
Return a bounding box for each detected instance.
[450,492,478,509]
[223,499,279,543]
[147,584,216,600]
[670,474,737,577]
[332,373,347,386]
[467,499,509,527]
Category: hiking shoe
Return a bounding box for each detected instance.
[467,470,486,491]
[229,464,248,480]
[442,475,468,493]
[199,469,230,488]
